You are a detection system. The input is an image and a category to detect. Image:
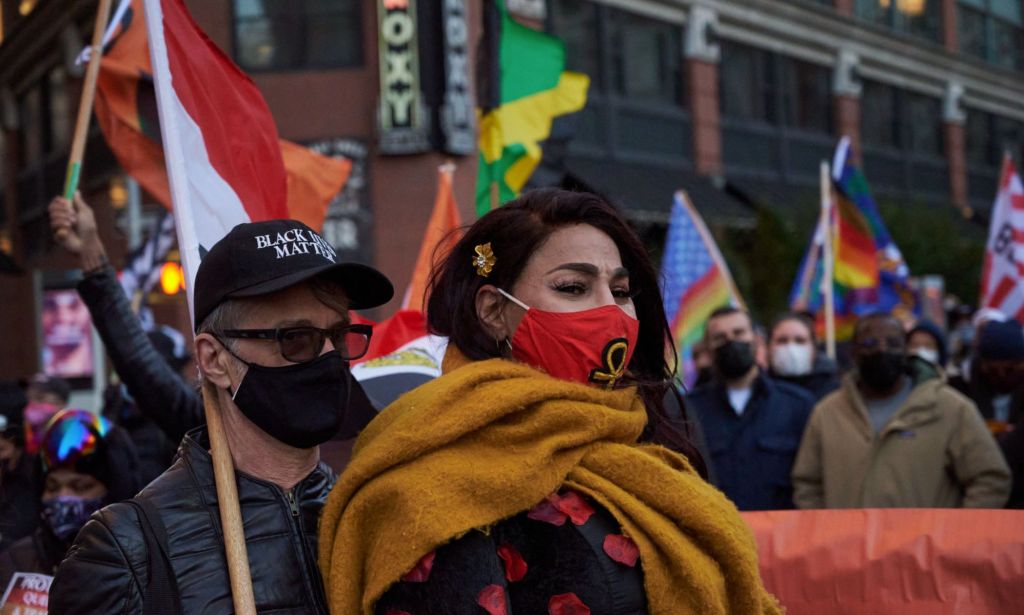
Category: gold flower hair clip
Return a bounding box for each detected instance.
[473,243,496,277]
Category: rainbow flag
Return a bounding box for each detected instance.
[661,191,744,386]
[790,138,915,338]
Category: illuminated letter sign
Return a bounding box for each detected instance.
[378,0,430,153]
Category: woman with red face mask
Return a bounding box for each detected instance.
[318,189,780,615]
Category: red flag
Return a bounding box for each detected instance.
[96,0,347,232]
[980,154,1024,321]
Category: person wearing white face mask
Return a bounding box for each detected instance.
[906,320,948,370]
[767,314,840,402]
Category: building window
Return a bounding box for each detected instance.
[720,42,777,124]
[861,81,900,149]
[861,81,944,155]
[860,79,948,202]
[718,40,833,187]
[16,67,70,171]
[720,41,832,134]
[548,0,689,163]
[965,108,1024,207]
[233,0,362,71]
[855,0,942,42]
[905,92,943,156]
[607,10,683,106]
[551,0,600,84]
[958,0,1023,71]
[965,108,994,165]
[780,57,832,134]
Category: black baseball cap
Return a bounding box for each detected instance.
[193,220,393,332]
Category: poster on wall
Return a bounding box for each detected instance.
[377,0,431,154]
[305,138,374,265]
[40,289,94,379]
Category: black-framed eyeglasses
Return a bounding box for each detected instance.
[220,324,373,363]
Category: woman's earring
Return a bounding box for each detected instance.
[496,337,513,357]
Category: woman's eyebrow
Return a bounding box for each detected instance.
[546,262,599,276]
[545,263,630,279]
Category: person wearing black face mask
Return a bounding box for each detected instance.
[948,319,1024,436]
[684,307,815,511]
[793,313,1011,509]
[51,219,394,615]
[0,409,139,592]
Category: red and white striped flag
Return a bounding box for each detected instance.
[980,155,1024,321]
[143,0,288,326]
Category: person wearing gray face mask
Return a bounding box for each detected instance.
[767,314,840,403]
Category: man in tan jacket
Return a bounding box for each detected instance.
[792,313,1010,509]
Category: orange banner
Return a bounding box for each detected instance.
[741,509,1024,615]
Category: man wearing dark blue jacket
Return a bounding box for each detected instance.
[685,306,814,510]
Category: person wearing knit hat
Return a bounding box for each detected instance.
[0,409,140,591]
[950,319,1024,433]
[906,320,949,368]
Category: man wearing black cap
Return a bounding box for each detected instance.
[50,218,394,614]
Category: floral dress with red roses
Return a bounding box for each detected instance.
[375,489,647,615]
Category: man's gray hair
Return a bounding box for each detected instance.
[196,299,253,350]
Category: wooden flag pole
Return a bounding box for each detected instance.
[56,0,114,240]
[820,160,837,361]
[138,0,257,608]
[202,381,257,614]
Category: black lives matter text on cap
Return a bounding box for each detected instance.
[192,219,393,331]
[254,227,338,262]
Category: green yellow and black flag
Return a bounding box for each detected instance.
[476,0,589,216]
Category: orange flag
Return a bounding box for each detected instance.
[91,0,347,231]
[403,163,463,311]
[279,140,350,230]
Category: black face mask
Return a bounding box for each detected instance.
[857,351,906,391]
[714,340,756,380]
[230,350,351,449]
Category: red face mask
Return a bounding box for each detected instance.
[499,289,640,388]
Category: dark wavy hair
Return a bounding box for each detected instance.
[427,188,706,476]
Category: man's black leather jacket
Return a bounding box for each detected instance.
[50,427,335,614]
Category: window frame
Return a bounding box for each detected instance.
[717,39,834,186]
[546,0,692,167]
[230,0,364,73]
[957,0,1024,71]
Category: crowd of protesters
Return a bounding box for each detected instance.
[0,188,1022,612]
[687,304,1020,513]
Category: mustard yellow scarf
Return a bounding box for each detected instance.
[318,357,781,614]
